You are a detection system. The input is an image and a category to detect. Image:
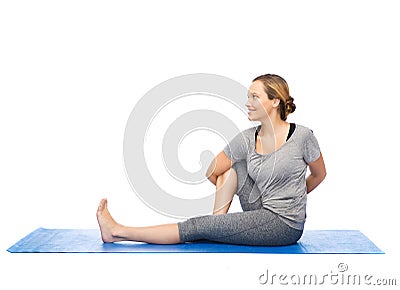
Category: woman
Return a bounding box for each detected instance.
[96,74,326,246]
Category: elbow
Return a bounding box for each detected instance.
[311,168,327,186]
[207,173,217,186]
[319,169,327,183]
[319,154,327,182]
[322,166,327,180]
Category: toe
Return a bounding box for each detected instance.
[98,199,106,212]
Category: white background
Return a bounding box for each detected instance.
[1,1,399,289]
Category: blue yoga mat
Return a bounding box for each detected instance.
[7,228,383,254]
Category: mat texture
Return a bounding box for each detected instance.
[7,228,383,254]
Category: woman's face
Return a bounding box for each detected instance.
[246,80,277,122]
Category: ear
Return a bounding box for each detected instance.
[272,98,281,108]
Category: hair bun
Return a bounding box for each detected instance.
[286,96,296,113]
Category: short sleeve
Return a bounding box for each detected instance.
[303,129,321,164]
[223,129,252,163]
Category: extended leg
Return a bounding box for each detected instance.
[96,199,180,244]
[178,208,303,246]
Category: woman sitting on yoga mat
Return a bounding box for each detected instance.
[96,74,327,246]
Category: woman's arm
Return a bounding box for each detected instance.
[206,151,233,185]
[306,153,326,193]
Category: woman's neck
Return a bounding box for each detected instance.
[258,117,288,137]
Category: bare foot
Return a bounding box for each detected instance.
[96,198,124,243]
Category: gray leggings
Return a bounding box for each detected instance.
[178,161,303,246]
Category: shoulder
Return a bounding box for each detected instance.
[293,124,318,141]
[234,125,258,141]
[294,124,321,161]
[294,124,315,135]
[226,126,257,147]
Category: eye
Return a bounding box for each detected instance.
[247,94,259,100]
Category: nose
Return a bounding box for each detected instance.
[246,98,255,109]
[245,98,252,108]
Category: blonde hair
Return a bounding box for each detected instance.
[252,74,296,121]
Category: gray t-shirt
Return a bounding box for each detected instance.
[223,124,321,230]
